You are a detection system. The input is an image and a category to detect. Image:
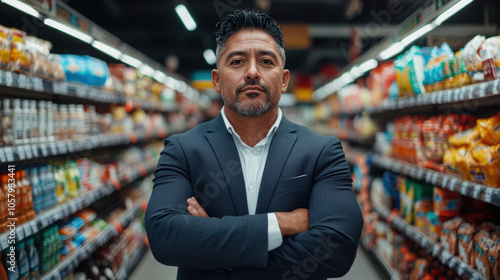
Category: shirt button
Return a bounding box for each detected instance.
[249,186,254,192]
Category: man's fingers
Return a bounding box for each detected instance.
[187,197,209,217]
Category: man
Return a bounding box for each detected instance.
[145,10,363,280]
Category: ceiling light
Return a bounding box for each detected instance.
[175,4,197,31]
[358,59,378,74]
[401,23,435,47]
[154,70,168,83]
[379,42,405,60]
[91,40,122,59]
[434,0,474,26]
[120,54,143,68]
[2,0,41,19]
[165,76,180,90]
[44,18,93,43]
[203,49,216,65]
[139,64,155,77]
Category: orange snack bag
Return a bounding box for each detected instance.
[441,216,464,255]
[458,223,475,267]
[434,187,461,217]
[0,25,10,70]
[477,112,500,146]
[474,230,495,279]
[9,28,30,74]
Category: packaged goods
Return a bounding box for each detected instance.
[441,216,464,255]
[474,230,495,279]
[395,46,426,96]
[434,188,461,217]
[9,28,30,74]
[457,223,475,267]
[461,35,486,83]
[489,241,500,280]
[449,127,481,148]
[477,112,500,146]
[0,25,10,70]
[470,144,500,188]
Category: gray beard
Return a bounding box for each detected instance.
[228,95,272,117]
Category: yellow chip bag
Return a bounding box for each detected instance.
[449,127,481,148]
[471,144,500,188]
[477,112,500,145]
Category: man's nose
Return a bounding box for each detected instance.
[245,60,261,81]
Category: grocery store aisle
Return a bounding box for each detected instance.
[130,246,383,280]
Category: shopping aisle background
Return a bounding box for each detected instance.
[130,247,384,280]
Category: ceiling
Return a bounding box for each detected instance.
[0,0,498,84]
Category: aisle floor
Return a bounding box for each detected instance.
[130,246,384,280]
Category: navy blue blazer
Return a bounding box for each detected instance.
[145,114,363,280]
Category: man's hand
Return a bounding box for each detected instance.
[187,197,209,217]
[275,208,309,236]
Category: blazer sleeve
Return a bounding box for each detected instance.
[145,136,269,270]
[231,137,364,279]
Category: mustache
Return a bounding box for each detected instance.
[235,80,270,95]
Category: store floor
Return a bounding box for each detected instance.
[130,246,384,280]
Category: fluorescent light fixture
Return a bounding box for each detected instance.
[349,65,363,79]
[401,23,435,47]
[175,4,197,31]
[434,0,474,26]
[2,0,41,19]
[379,42,405,60]
[120,54,143,68]
[165,76,180,90]
[139,64,155,77]
[44,18,93,43]
[339,72,353,85]
[154,70,167,83]
[203,49,216,65]
[178,81,188,93]
[91,40,122,59]
[359,59,378,73]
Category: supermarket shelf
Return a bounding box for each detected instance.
[115,240,149,280]
[344,146,369,166]
[0,160,156,251]
[371,154,500,207]
[372,203,487,280]
[337,80,500,117]
[0,70,176,113]
[361,238,401,280]
[0,129,168,164]
[41,199,146,280]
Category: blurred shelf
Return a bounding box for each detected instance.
[115,239,149,280]
[40,196,147,280]
[0,160,156,251]
[0,70,176,113]
[371,154,500,207]
[372,204,487,280]
[361,238,401,280]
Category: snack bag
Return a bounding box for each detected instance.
[441,216,464,255]
[434,187,461,217]
[458,223,475,267]
[471,143,500,188]
[0,25,10,70]
[9,28,30,74]
[444,148,459,174]
[449,127,481,149]
[477,112,500,146]
[474,230,495,279]
[407,46,426,95]
[489,241,500,280]
[461,35,486,83]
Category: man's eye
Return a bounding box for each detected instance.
[262,59,272,64]
[231,60,243,65]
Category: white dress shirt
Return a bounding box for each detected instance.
[221,107,283,251]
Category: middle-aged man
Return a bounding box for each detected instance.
[145,10,364,280]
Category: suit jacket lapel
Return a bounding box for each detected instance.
[205,115,249,216]
[256,118,298,214]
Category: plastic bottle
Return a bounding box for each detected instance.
[25,237,39,280]
[46,102,55,143]
[45,166,57,208]
[76,105,85,138]
[40,231,49,273]
[28,168,41,213]
[0,252,8,280]
[29,100,38,143]
[17,241,29,280]
[15,171,26,223]
[13,99,23,145]
[37,166,47,211]
[20,170,34,221]
[0,175,7,233]
[2,99,14,146]
[51,103,59,141]
[38,101,46,143]
[52,226,61,267]
[68,104,76,139]
[22,99,31,144]
[59,105,68,141]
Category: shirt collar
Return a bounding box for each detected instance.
[221,106,282,139]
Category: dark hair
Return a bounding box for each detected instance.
[214,10,286,67]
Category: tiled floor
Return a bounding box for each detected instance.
[129,246,384,280]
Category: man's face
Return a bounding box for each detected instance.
[212,29,290,117]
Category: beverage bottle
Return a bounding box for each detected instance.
[13,99,23,145]
[16,241,29,280]
[22,99,31,144]
[0,252,8,280]
[45,166,57,208]
[38,101,46,143]
[20,170,34,220]
[1,99,14,146]
[28,168,41,213]
[52,226,61,267]
[40,231,49,273]
[25,237,39,280]
[0,175,7,233]
[46,102,55,143]
[30,100,38,143]
[15,171,25,223]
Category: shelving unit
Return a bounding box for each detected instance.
[372,203,487,280]
[0,159,156,250]
[115,241,149,280]
[40,196,148,280]
[371,155,500,207]
[361,238,401,280]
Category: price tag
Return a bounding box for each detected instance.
[449,178,458,191]
[31,145,39,158]
[53,208,63,220]
[18,74,31,89]
[66,141,74,153]
[441,176,449,188]
[478,83,487,98]
[438,92,445,104]
[16,227,24,241]
[448,257,457,269]
[49,142,58,155]
[0,149,6,163]
[30,221,38,234]
[484,187,493,203]
[457,262,466,276]
[23,224,32,237]
[460,181,470,195]
[485,81,495,95]
[40,217,49,229]
[75,84,86,97]
[494,79,500,95]
[32,77,44,91]
[431,172,439,184]
[69,201,78,213]
[5,71,14,86]
[17,145,26,160]
[440,251,451,264]
[39,143,48,157]
[24,145,32,159]
[472,184,482,199]
[432,245,441,256]
[57,142,67,154]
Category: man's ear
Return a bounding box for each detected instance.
[212,69,221,93]
[281,69,290,93]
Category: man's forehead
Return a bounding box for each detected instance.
[224,30,278,53]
